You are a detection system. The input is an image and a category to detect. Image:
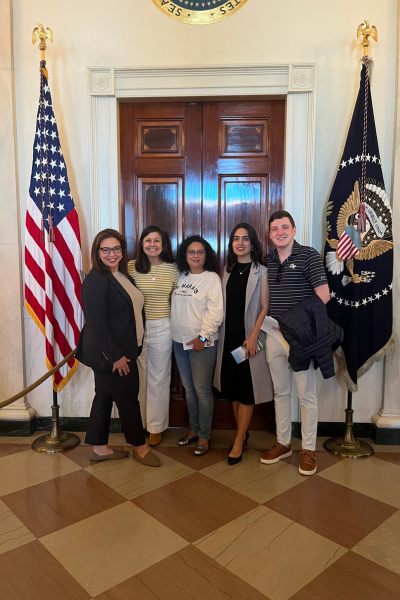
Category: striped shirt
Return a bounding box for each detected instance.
[127,260,180,320]
[267,240,328,320]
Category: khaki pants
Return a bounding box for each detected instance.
[266,336,318,451]
[137,318,173,434]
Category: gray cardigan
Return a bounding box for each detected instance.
[213,263,273,405]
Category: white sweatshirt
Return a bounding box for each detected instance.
[171,271,223,343]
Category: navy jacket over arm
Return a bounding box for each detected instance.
[75,269,142,371]
[278,295,344,379]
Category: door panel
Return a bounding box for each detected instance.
[220,175,268,266]
[120,99,285,430]
[220,119,269,157]
[137,178,183,252]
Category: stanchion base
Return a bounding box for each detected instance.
[32,432,81,454]
[324,437,374,459]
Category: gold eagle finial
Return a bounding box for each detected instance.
[357,20,378,56]
[32,24,53,60]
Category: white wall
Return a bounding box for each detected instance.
[12,0,396,420]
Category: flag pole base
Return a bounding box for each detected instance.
[31,403,80,454]
[324,408,374,458]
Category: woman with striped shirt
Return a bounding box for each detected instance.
[127,226,180,447]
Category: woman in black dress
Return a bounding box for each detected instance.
[214,223,271,464]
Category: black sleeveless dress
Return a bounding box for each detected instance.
[220,262,255,405]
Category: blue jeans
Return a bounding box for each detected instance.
[173,341,218,440]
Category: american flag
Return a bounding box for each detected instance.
[337,225,362,260]
[24,63,84,392]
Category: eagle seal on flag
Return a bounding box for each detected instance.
[324,58,394,392]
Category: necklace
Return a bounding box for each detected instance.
[237,262,251,275]
[150,264,162,281]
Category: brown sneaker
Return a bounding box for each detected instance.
[148,433,162,447]
[299,449,317,475]
[260,442,292,464]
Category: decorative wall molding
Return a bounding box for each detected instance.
[88,63,316,245]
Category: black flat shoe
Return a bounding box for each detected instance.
[178,433,199,446]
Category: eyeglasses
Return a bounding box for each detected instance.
[186,250,206,256]
[275,263,283,284]
[100,246,122,255]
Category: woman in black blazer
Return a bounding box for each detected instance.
[76,228,160,466]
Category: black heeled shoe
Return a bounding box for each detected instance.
[227,431,249,466]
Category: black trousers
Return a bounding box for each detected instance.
[85,361,145,447]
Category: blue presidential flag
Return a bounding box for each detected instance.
[324,58,394,391]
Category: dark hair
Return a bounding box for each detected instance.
[176,235,218,275]
[226,223,263,273]
[135,225,174,274]
[91,228,128,274]
[268,210,295,228]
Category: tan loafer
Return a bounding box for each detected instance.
[133,449,161,467]
[149,433,162,447]
[90,449,129,462]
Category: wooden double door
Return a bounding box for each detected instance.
[120,99,285,429]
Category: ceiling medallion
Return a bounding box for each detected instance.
[151,0,249,25]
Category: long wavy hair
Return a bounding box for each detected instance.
[134,225,174,274]
[226,223,263,273]
[91,228,128,274]
[176,235,218,275]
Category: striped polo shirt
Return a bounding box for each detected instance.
[267,240,328,320]
[127,260,180,320]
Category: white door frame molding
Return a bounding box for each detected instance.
[88,63,316,245]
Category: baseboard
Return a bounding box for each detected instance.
[0,419,38,437]
[0,417,122,437]
[292,422,374,441]
[1,418,398,444]
[371,424,400,445]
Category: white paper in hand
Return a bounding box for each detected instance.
[261,316,289,348]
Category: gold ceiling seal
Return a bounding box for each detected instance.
[151,0,249,25]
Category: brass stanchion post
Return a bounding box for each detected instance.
[32,388,80,454]
[324,391,374,458]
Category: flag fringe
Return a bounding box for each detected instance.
[336,335,395,392]
[360,56,374,82]
[25,301,45,336]
[46,357,79,393]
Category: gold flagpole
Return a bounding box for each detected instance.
[30,24,80,454]
[324,21,377,460]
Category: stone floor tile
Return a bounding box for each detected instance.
[0,449,81,497]
[373,452,400,467]
[318,456,400,508]
[289,551,400,600]
[95,545,270,600]
[201,449,306,503]
[156,446,230,471]
[0,499,35,555]
[0,442,31,458]
[0,540,90,600]
[195,505,347,600]
[2,470,126,537]
[265,475,397,548]
[86,450,193,499]
[40,502,188,597]
[353,510,400,575]
[132,472,259,542]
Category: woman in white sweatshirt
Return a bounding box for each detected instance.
[171,236,223,456]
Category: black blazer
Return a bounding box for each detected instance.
[75,269,144,371]
[278,295,344,379]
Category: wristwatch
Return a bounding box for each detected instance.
[198,335,207,343]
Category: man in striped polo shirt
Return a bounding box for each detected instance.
[260,210,330,475]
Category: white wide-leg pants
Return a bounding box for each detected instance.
[137,318,173,434]
[266,335,318,451]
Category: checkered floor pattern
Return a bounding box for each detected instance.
[0,429,400,600]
